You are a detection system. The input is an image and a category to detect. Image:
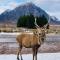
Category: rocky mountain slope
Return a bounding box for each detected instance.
[0,3,60,26]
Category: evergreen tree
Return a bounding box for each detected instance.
[17,15,35,28]
[36,15,48,27]
[17,15,48,29]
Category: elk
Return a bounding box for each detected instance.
[16,18,46,60]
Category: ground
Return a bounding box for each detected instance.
[0,33,60,60]
[0,42,60,54]
[0,33,60,54]
[0,53,60,60]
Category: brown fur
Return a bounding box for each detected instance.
[16,33,40,48]
[16,29,46,60]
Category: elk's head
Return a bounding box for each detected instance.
[34,18,46,44]
[37,27,46,44]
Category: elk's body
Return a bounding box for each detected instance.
[16,18,47,60]
[16,29,46,60]
[16,32,40,48]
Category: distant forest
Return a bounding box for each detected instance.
[17,14,48,29]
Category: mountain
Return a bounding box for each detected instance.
[0,2,60,27]
[50,16,60,25]
[0,3,49,24]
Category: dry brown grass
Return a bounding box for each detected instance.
[0,25,60,34]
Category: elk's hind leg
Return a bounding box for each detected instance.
[17,45,23,60]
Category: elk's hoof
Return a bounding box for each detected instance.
[21,58,23,60]
[17,57,20,60]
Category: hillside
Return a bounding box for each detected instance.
[0,2,60,27]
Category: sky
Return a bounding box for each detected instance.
[0,0,60,20]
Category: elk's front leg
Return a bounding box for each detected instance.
[35,47,38,60]
[17,46,23,60]
[17,48,20,60]
[32,48,36,60]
